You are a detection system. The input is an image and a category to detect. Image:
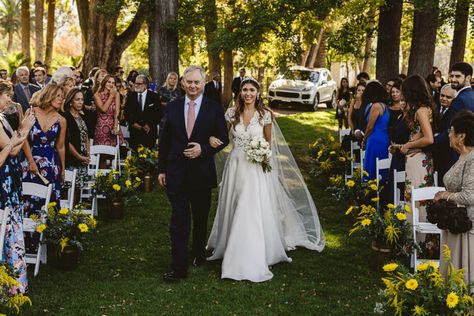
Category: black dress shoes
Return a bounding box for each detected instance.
[192,256,205,267]
[163,270,187,283]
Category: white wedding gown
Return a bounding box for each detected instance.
[207,108,325,282]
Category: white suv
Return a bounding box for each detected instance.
[268,66,337,110]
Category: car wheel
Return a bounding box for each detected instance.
[312,93,320,111]
[326,91,336,109]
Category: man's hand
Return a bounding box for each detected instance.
[183,142,202,159]
[143,124,150,134]
[158,173,166,187]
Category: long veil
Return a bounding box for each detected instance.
[215,117,325,252]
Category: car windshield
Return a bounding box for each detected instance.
[283,70,319,82]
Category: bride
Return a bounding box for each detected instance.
[206,77,325,282]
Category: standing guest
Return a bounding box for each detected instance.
[428,84,457,186]
[0,79,36,293]
[0,69,8,80]
[22,83,66,217]
[158,72,181,107]
[449,62,474,113]
[125,75,162,150]
[357,72,370,84]
[12,66,40,113]
[204,72,222,104]
[361,81,390,181]
[400,75,435,218]
[388,79,404,133]
[348,82,366,137]
[33,67,50,89]
[231,68,246,99]
[434,69,446,86]
[74,70,85,89]
[64,88,90,190]
[436,111,474,288]
[335,77,351,129]
[83,69,107,139]
[385,77,399,94]
[471,76,474,90]
[426,73,441,110]
[93,75,124,146]
[126,70,139,89]
[83,67,99,90]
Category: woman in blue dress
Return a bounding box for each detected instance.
[22,83,66,218]
[361,81,390,181]
[0,79,36,293]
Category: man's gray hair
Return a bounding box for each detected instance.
[183,66,205,80]
[135,74,149,85]
[16,66,29,76]
[441,83,457,96]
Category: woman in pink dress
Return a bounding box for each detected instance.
[93,74,124,146]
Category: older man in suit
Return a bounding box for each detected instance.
[12,66,40,112]
[204,72,222,104]
[125,74,163,150]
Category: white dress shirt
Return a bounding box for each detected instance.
[138,90,148,111]
[184,94,203,130]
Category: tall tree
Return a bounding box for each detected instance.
[407,0,440,77]
[44,0,54,67]
[449,0,471,68]
[203,0,221,75]
[375,0,403,83]
[34,0,44,63]
[20,0,31,66]
[0,0,21,52]
[148,0,179,84]
[76,0,149,75]
[314,30,326,67]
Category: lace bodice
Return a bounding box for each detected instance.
[225,107,272,149]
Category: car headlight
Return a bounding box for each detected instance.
[302,86,312,91]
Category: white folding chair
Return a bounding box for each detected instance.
[433,171,439,187]
[22,182,53,277]
[60,169,77,209]
[89,144,118,173]
[393,169,406,204]
[350,141,361,174]
[376,155,392,186]
[120,125,130,139]
[339,128,351,144]
[0,207,10,261]
[411,185,446,270]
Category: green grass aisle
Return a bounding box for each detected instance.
[24,110,381,315]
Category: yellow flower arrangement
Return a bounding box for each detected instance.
[395,213,407,221]
[405,278,418,290]
[0,265,32,314]
[382,263,398,272]
[36,224,46,233]
[125,180,132,187]
[361,218,371,226]
[446,292,459,309]
[125,145,159,177]
[93,169,141,201]
[59,208,69,215]
[112,184,121,191]
[346,180,355,188]
[78,223,89,233]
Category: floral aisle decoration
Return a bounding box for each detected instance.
[309,135,351,179]
[346,202,418,258]
[374,245,474,315]
[124,145,159,177]
[0,264,31,314]
[327,168,379,207]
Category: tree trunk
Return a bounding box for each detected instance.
[375,0,403,83]
[449,0,470,68]
[44,0,55,68]
[77,0,148,75]
[203,0,221,75]
[148,0,179,85]
[362,7,376,74]
[306,27,324,68]
[407,0,439,78]
[223,50,233,107]
[35,0,44,63]
[7,33,13,52]
[21,0,31,66]
[313,31,326,68]
[401,46,409,75]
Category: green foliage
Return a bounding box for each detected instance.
[1,52,29,74]
[0,0,20,36]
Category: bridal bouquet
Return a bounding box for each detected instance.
[244,136,272,172]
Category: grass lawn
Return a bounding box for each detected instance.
[23,109,381,315]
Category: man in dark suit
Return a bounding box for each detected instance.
[426,73,441,111]
[231,68,246,98]
[125,74,163,150]
[12,66,40,113]
[33,67,51,89]
[158,66,229,282]
[204,72,222,104]
[449,62,474,113]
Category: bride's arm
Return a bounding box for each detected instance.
[209,122,231,148]
[264,122,272,148]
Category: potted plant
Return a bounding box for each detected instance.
[0,263,31,314]
[310,135,351,180]
[124,145,159,192]
[346,202,418,271]
[375,246,474,315]
[93,170,141,219]
[32,202,97,270]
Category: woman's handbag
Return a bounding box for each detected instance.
[426,199,472,234]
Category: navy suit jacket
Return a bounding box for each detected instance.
[12,83,40,112]
[158,96,229,192]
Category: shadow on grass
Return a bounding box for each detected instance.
[23,110,381,316]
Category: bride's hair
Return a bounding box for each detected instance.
[232,77,273,129]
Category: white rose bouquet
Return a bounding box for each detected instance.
[244,136,272,172]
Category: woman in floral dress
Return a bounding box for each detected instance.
[0,79,35,293]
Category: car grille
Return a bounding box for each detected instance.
[269,90,275,97]
[276,91,299,98]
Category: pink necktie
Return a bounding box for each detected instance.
[187,100,196,138]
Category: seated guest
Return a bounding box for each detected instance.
[429,84,457,186]
[64,88,90,190]
[12,66,40,113]
[204,72,222,104]
[436,111,474,288]
[361,81,390,181]
[125,75,163,150]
